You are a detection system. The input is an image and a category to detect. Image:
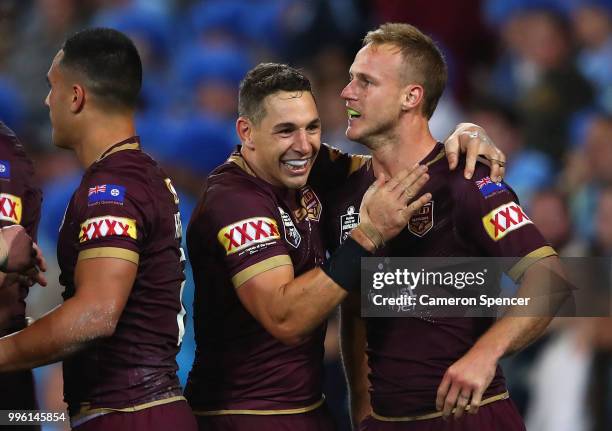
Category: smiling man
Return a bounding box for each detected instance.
[185,63,432,431]
[185,61,508,431]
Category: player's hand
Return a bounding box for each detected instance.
[435,346,497,419]
[359,164,431,243]
[444,123,506,182]
[0,225,44,273]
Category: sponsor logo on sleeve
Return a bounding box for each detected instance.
[79,215,137,243]
[217,217,280,255]
[408,201,434,237]
[475,176,508,198]
[340,205,360,244]
[482,202,532,241]
[88,184,126,205]
[0,193,21,224]
[0,160,10,179]
[279,207,301,248]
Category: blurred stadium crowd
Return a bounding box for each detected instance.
[0,0,611,430]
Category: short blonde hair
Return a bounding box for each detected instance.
[364,23,447,119]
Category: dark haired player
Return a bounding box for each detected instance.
[0,120,43,430]
[186,62,431,431]
[185,61,506,431]
[326,23,562,430]
[0,28,196,430]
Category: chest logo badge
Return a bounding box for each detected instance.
[408,201,434,237]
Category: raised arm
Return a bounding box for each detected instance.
[237,166,431,345]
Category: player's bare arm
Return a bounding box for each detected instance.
[237,164,431,345]
[0,256,135,372]
[444,123,506,182]
[435,255,564,419]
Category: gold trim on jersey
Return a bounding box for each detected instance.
[78,247,140,265]
[193,396,325,416]
[348,154,371,176]
[371,391,509,422]
[507,246,557,282]
[228,153,257,177]
[424,149,446,167]
[232,255,292,288]
[71,395,186,425]
[98,142,141,162]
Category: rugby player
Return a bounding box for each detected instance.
[326,23,562,430]
[0,121,43,430]
[0,29,196,430]
[185,62,506,430]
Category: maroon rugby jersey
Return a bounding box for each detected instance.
[0,121,42,336]
[0,121,42,416]
[323,142,556,417]
[185,151,327,413]
[57,138,187,419]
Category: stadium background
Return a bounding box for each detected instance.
[0,0,611,429]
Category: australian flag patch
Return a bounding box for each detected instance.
[475,176,507,198]
[0,160,10,179]
[88,184,126,204]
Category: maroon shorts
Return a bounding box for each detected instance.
[73,400,197,431]
[359,399,525,431]
[195,403,336,431]
[0,370,39,431]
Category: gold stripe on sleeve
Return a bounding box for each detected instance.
[193,396,325,416]
[78,247,140,265]
[232,255,292,288]
[507,246,558,283]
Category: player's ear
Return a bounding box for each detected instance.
[236,116,255,150]
[401,84,424,112]
[71,83,86,114]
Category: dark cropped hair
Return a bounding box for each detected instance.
[238,63,312,124]
[61,27,142,111]
[364,23,447,119]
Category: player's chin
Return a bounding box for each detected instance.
[282,172,310,190]
[345,125,361,142]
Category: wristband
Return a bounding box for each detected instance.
[356,222,385,250]
[322,237,372,292]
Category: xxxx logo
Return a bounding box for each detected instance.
[79,215,137,243]
[482,202,532,241]
[217,217,280,255]
[0,193,22,224]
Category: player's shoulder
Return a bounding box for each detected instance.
[205,159,273,204]
[89,149,159,188]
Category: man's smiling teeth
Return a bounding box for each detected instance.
[347,108,361,119]
[283,159,308,169]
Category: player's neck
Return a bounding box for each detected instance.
[370,117,436,179]
[74,114,136,169]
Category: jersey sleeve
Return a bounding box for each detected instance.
[74,172,146,265]
[0,150,42,241]
[201,182,292,288]
[452,163,557,282]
